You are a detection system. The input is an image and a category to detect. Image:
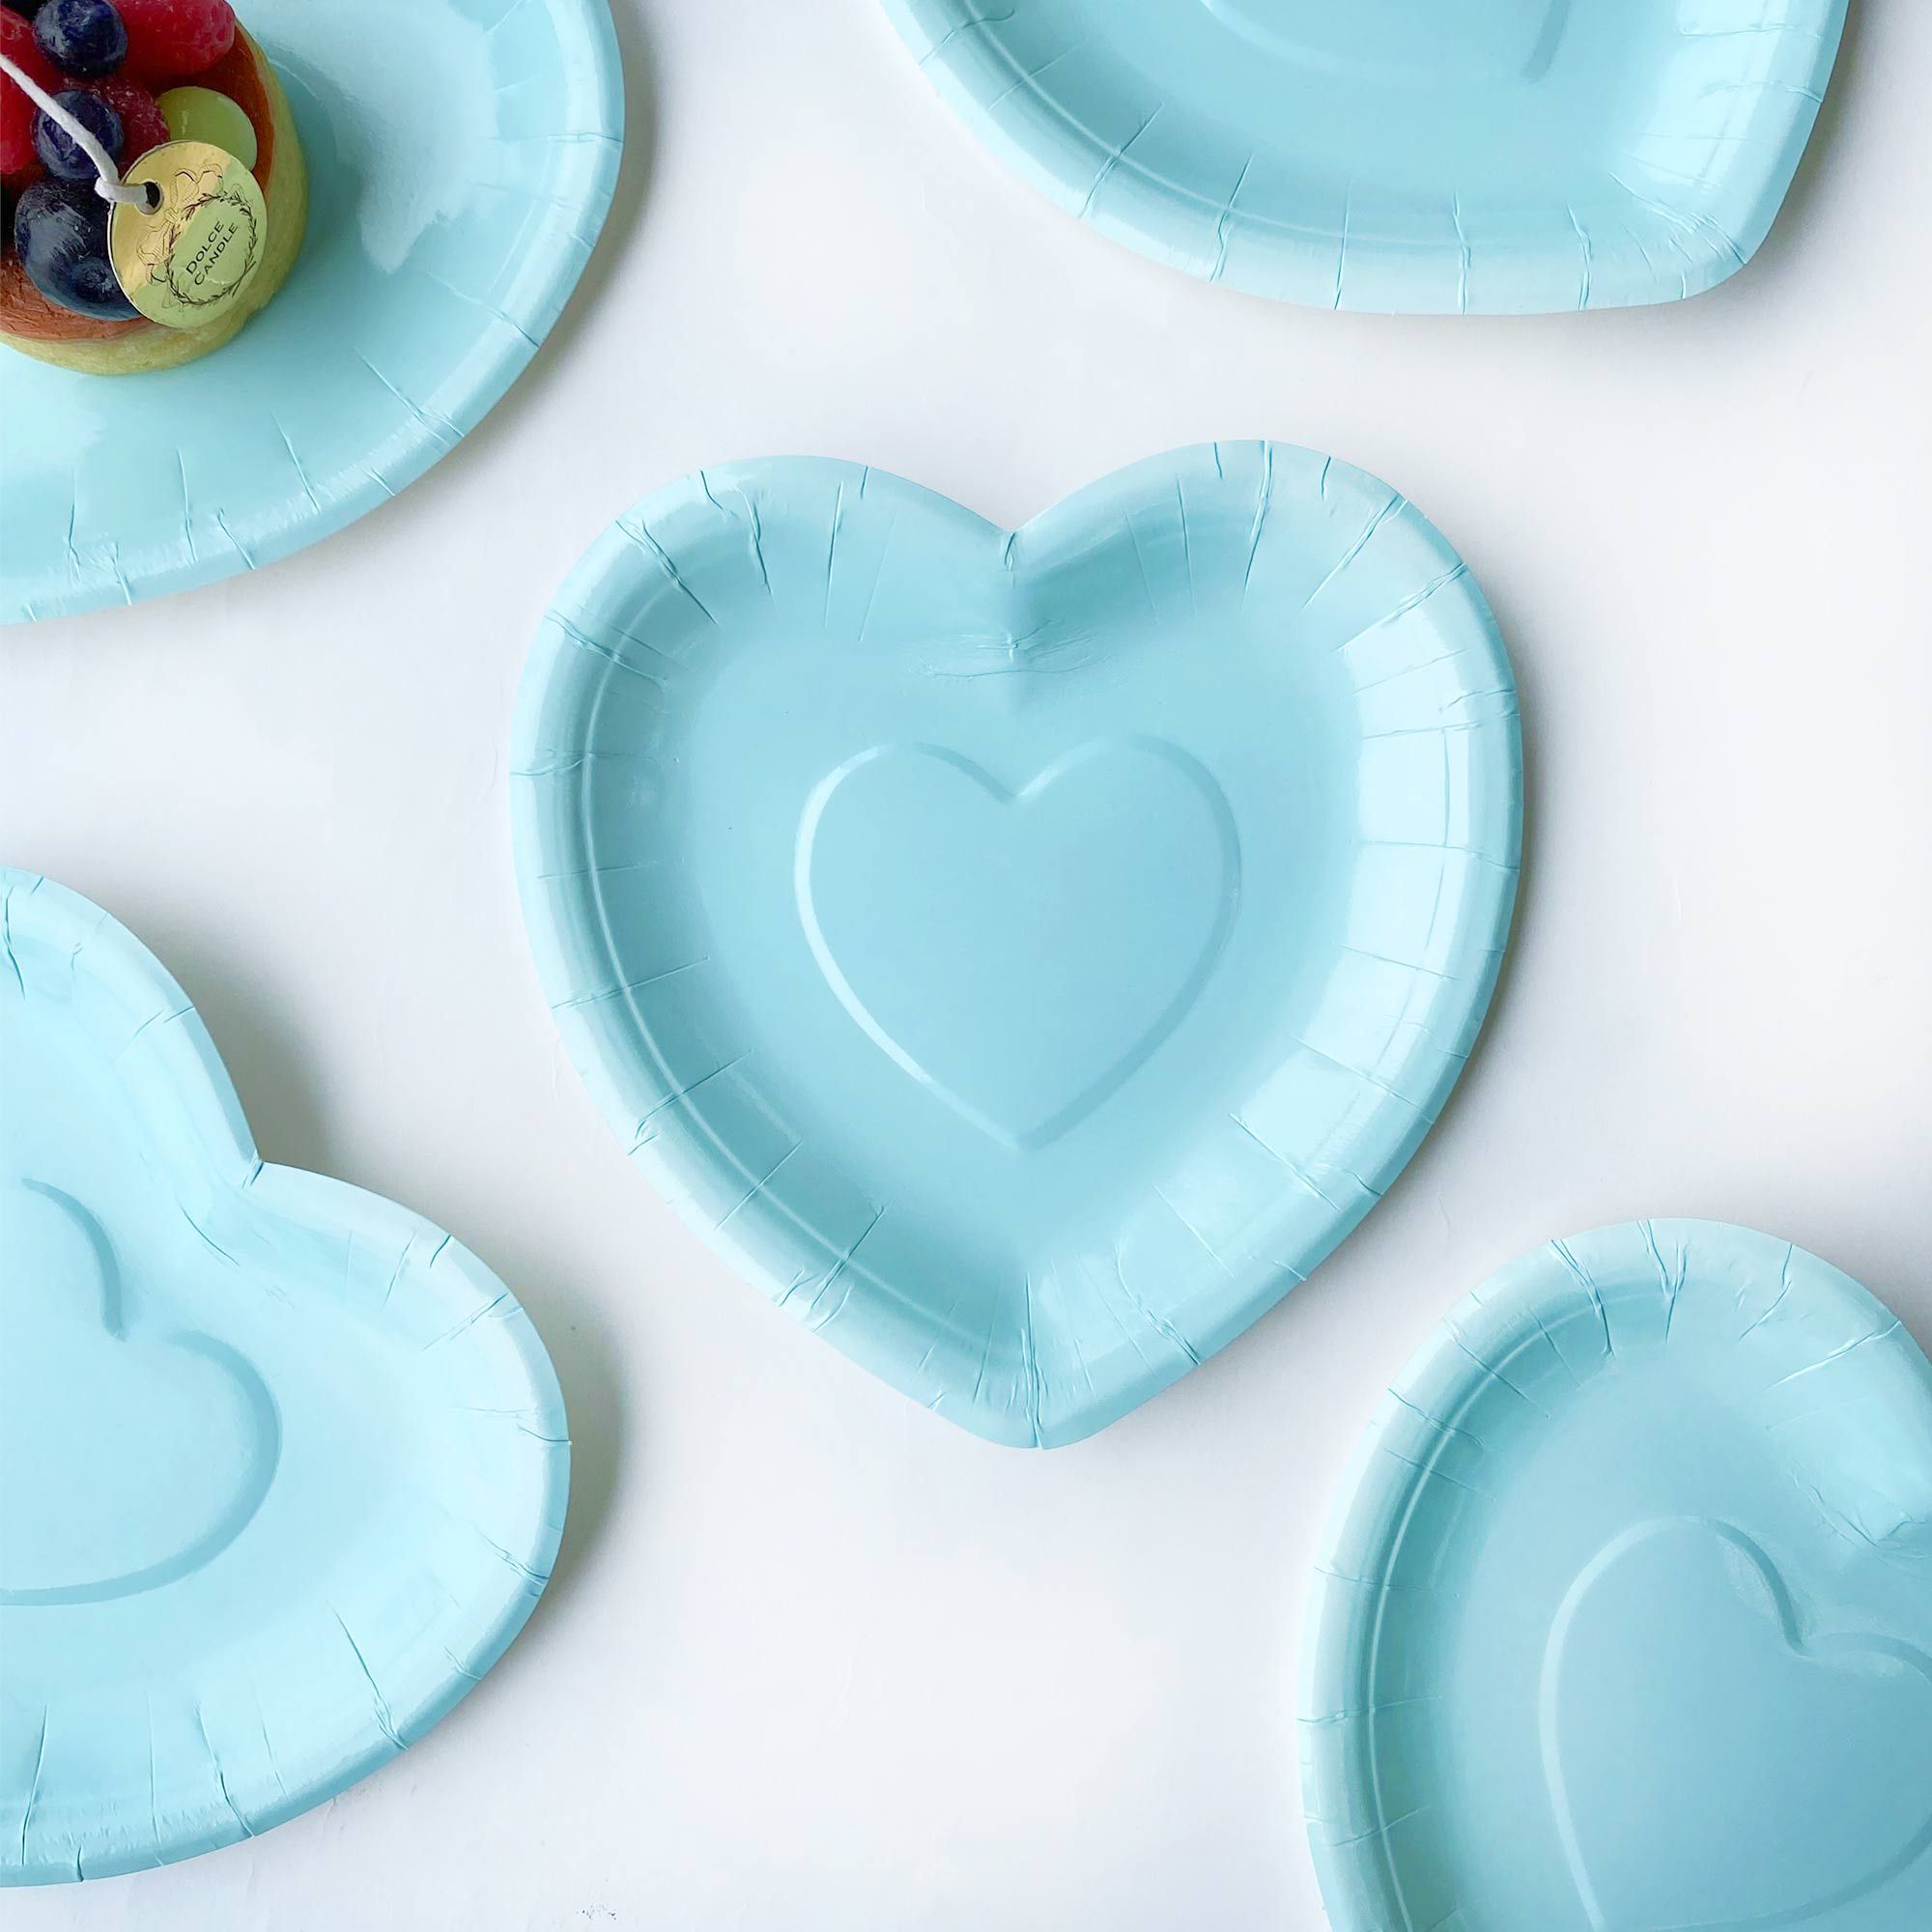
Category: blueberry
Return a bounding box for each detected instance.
[34,87,121,181]
[33,0,125,79]
[13,178,136,319]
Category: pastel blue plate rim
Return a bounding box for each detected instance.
[881,0,1848,312]
[1299,1217,1932,1928]
[0,869,569,1884]
[0,0,623,625]
[510,443,1523,1447]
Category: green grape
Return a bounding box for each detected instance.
[156,87,258,171]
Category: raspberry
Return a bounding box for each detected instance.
[82,73,167,161]
[2,12,62,183]
[116,0,233,82]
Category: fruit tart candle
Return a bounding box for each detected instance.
[0,0,305,372]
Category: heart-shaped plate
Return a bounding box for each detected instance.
[1302,1220,1932,1931]
[882,0,1846,311]
[512,444,1520,1445]
[0,871,567,1885]
[0,0,622,623]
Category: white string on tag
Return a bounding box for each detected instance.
[0,51,161,211]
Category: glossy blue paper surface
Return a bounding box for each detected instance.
[0,0,622,624]
[884,0,1846,311]
[0,871,568,1885]
[1302,1221,1932,1931]
[513,445,1521,1446]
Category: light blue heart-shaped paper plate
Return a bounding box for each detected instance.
[0,870,568,1885]
[0,0,622,624]
[1302,1220,1932,1931]
[513,443,1521,1447]
[883,0,1846,312]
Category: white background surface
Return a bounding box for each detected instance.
[4,3,1930,1927]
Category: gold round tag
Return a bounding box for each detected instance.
[108,141,268,331]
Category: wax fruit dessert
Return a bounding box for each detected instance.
[1,0,306,372]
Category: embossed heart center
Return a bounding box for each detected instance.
[1543,1519,1932,1930]
[0,1182,278,1607]
[795,738,1240,1151]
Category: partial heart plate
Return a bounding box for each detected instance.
[512,444,1520,1446]
[882,0,1847,311]
[1302,1220,1932,1931]
[0,870,567,1884]
[0,0,622,623]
